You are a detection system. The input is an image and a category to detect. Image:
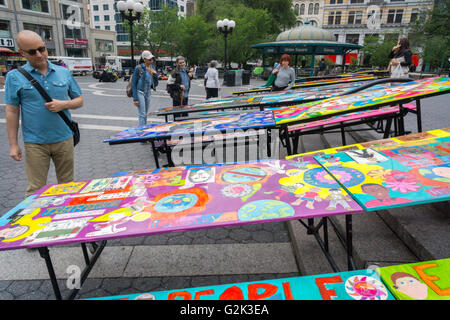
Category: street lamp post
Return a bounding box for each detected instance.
[216,19,236,71]
[117,0,144,69]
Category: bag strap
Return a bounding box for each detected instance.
[17,67,74,129]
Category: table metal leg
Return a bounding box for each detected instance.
[416,99,422,132]
[150,140,160,169]
[38,240,107,300]
[38,247,62,300]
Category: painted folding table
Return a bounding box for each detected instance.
[274,77,450,155]
[314,135,450,211]
[0,159,363,300]
[104,111,278,168]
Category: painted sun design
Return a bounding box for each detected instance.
[345,275,388,300]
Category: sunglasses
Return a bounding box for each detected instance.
[21,46,47,55]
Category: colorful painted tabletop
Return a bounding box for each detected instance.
[88,267,395,300]
[287,128,450,158]
[0,159,363,251]
[273,77,450,125]
[156,81,374,115]
[231,75,377,95]
[88,258,449,300]
[314,135,450,211]
[104,111,276,144]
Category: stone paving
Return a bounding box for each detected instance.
[0,74,448,300]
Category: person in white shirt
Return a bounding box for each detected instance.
[204,60,220,99]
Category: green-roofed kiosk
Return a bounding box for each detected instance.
[251,20,363,76]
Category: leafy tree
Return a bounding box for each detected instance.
[125,5,179,56]
[175,15,211,65]
[362,35,396,68]
[409,0,450,70]
[225,7,274,67]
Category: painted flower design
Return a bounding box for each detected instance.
[367,169,392,180]
[314,169,352,185]
[221,183,253,198]
[385,180,422,193]
[345,275,388,300]
[382,169,421,193]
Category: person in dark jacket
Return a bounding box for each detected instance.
[167,56,193,107]
[388,38,412,78]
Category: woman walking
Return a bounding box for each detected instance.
[204,60,220,99]
[132,50,158,125]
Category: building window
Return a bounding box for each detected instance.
[367,8,382,21]
[328,11,334,24]
[348,11,362,24]
[22,0,49,13]
[0,20,11,39]
[300,4,305,15]
[94,16,100,22]
[104,15,110,21]
[346,34,360,45]
[61,4,84,21]
[180,5,184,12]
[308,3,313,15]
[328,11,341,25]
[103,4,109,10]
[0,0,7,7]
[329,0,343,3]
[93,5,98,11]
[95,26,100,29]
[387,9,403,24]
[64,25,82,39]
[314,3,319,15]
[410,8,419,23]
[23,23,53,41]
[334,34,339,41]
[350,0,364,3]
[105,26,111,30]
[294,4,299,16]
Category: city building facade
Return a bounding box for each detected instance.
[0,0,91,57]
[89,27,117,69]
[293,0,326,27]
[320,0,434,64]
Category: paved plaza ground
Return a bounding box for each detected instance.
[0,74,448,300]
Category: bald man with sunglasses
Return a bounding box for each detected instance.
[4,30,83,197]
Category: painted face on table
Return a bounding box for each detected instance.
[361,184,391,200]
[432,166,450,179]
[392,272,428,300]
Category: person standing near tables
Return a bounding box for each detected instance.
[272,54,296,91]
[167,56,193,107]
[388,38,412,78]
[204,60,220,99]
[132,50,158,126]
[4,30,83,197]
[318,58,326,76]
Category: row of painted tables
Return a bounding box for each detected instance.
[105,77,450,167]
[1,128,449,299]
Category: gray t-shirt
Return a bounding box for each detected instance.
[274,67,295,88]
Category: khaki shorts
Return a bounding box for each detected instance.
[24,137,74,197]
